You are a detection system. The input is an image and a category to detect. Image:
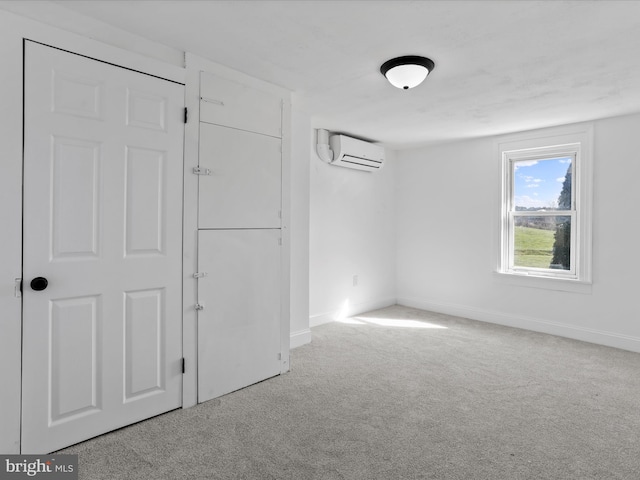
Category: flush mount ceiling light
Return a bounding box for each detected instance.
[380,55,435,90]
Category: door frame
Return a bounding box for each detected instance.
[0,11,196,453]
[184,53,292,383]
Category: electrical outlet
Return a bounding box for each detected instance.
[353,275,358,286]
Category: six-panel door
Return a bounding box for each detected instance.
[21,41,184,453]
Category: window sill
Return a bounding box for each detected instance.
[493,271,592,294]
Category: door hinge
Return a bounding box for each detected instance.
[195,303,205,311]
[182,357,185,374]
[193,272,208,278]
[193,167,212,176]
[184,107,188,124]
[14,278,22,298]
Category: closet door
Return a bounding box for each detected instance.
[198,123,281,229]
[22,42,184,453]
[199,71,282,138]
[196,72,285,402]
[197,229,282,402]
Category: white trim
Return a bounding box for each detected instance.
[495,124,594,288]
[0,13,24,455]
[310,297,397,327]
[492,271,592,294]
[288,107,311,354]
[181,61,200,410]
[309,312,336,328]
[290,329,312,349]
[398,296,640,354]
[0,9,191,452]
[280,94,293,374]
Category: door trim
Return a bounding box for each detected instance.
[0,11,192,454]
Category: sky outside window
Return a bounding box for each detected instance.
[513,157,572,210]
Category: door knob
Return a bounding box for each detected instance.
[30,277,48,291]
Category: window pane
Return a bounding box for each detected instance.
[514,216,571,270]
[513,157,572,212]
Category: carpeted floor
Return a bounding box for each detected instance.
[59,305,640,479]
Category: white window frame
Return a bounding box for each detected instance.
[496,125,593,292]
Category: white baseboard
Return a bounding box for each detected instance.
[397,296,640,353]
[290,328,312,349]
[309,297,397,328]
[309,311,334,328]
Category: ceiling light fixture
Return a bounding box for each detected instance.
[380,55,435,90]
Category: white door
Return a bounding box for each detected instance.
[198,122,282,229]
[197,229,282,402]
[199,71,283,138]
[21,41,185,454]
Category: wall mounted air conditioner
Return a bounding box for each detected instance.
[316,129,385,172]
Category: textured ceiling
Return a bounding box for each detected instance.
[10,1,640,148]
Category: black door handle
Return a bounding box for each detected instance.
[30,277,48,291]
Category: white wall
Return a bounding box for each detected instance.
[290,108,312,347]
[0,10,25,455]
[0,1,183,67]
[396,113,640,352]
[309,133,397,326]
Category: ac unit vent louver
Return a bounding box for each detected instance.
[316,129,385,172]
[339,154,383,171]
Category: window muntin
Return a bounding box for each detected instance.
[503,146,581,279]
[508,154,575,275]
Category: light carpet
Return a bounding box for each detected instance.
[59,305,640,479]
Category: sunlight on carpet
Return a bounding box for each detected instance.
[338,315,448,329]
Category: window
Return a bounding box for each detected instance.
[498,127,593,286]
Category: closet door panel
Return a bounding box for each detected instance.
[197,229,282,401]
[200,71,282,138]
[198,123,281,229]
